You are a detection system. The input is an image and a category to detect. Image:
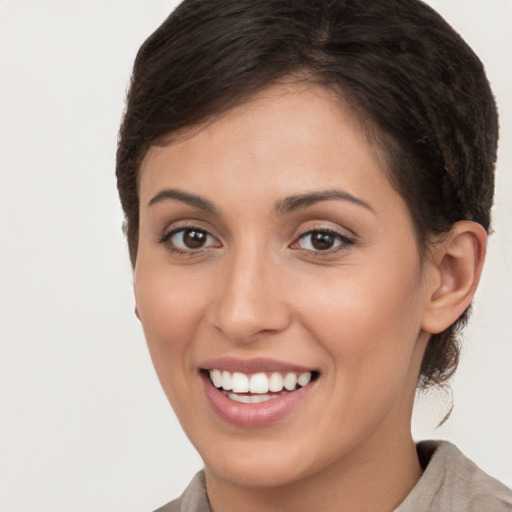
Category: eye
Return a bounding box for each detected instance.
[294,229,353,253]
[161,227,220,252]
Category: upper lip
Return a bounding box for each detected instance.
[200,357,316,374]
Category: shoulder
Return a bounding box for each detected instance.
[397,440,512,512]
[153,471,210,512]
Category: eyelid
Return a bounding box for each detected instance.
[291,227,355,254]
[158,224,222,254]
[157,218,219,242]
[156,221,355,257]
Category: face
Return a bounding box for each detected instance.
[135,83,432,489]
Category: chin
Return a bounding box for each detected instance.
[202,445,315,490]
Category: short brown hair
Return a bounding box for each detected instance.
[116,0,498,388]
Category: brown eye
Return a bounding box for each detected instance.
[164,228,220,252]
[296,229,352,253]
[310,231,335,250]
[182,229,207,248]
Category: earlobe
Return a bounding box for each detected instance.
[133,281,141,321]
[421,221,487,334]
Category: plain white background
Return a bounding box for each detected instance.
[0,1,510,511]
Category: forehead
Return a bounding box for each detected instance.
[139,82,389,202]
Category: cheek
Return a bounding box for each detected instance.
[134,267,209,376]
[294,268,426,441]
[296,258,425,381]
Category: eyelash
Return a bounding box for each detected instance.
[158,227,220,256]
[291,228,355,255]
[158,226,355,256]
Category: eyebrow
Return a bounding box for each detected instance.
[147,187,375,216]
[274,189,375,216]
[148,188,218,213]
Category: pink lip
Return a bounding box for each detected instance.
[200,370,317,429]
[200,357,315,374]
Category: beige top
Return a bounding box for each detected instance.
[154,441,512,512]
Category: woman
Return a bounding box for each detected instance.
[116,0,512,510]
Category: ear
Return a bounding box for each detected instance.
[133,282,141,321]
[421,221,487,334]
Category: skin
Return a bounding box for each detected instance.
[134,83,486,512]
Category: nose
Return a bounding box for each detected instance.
[208,246,291,343]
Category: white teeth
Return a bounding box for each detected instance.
[231,372,250,393]
[227,393,252,403]
[210,369,223,388]
[209,369,314,394]
[221,370,232,391]
[269,372,284,392]
[227,393,278,404]
[249,372,269,394]
[298,372,312,387]
[284,372,298,391]
[250,394,271,403]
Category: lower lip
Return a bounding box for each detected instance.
[201,373,316,428]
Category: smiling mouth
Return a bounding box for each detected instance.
[203,369,320,403]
